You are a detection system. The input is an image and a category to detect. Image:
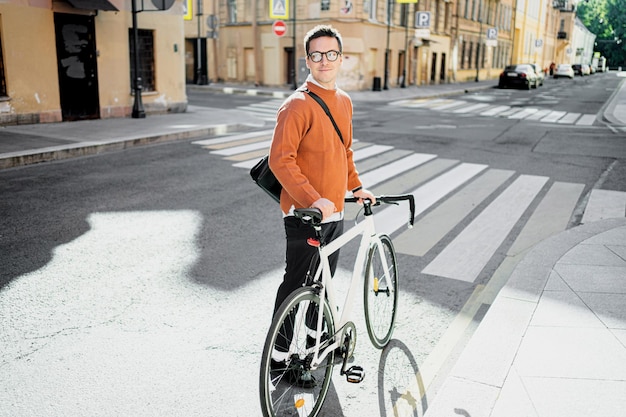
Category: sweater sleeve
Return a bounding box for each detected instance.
[342,96,362,192]
[268,97,321,209]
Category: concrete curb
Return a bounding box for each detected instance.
[599,76,626,126]
[0,123,251,170]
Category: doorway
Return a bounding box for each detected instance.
[54,13,100,121]
[285,47,295,87]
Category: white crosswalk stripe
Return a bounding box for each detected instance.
[193,132,626,283]
[237,99,284,122]
[390,98,597,125]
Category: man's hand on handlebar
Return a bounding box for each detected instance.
[353,188,376,206]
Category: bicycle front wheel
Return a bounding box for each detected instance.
[363,234,399,349]
[259,287,335,417]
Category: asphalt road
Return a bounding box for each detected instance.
[1,74,624,416]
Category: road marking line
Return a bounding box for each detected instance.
[422,175,549,282]
[434,100,468,110]
[210,140,271,156]
[525,109,552,120]
[192,129,274,146]
[353,144,394,161]
[576,114,596,125]
[395,169,515,257]
[359,153,437,188]
[480,105,511,116]
[508,108,539,119]
[557,112,582,124]
[453,103,491,114]
[540,110,566,123]
[581,189,626,224]
[375,163,488,236]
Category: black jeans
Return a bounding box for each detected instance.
[271,217,343,355]
[273,216,344,315]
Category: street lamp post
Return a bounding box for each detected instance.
[401,4,408,88]
[475,19,482,82]
[292,0,297,90]
[383,0,391,90]
[131,0,145,118]
[475,0,482,82]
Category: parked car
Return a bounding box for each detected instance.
[498,64,539,90]
[553,64,575,79]
[529,63,545,86]
[572,64,590,76]
[581,64,591,75]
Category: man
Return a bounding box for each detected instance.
[269,24,375,317]
[267,26,375,385]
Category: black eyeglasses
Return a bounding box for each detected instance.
[307,50,341,63]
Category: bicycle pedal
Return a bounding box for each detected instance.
[344,366,365,383]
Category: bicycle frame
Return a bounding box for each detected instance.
[307,207,388,369]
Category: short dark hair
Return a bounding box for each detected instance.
[304,25,343,55]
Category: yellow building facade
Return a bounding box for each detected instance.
[0,0,186,126]
[184,0,588,91]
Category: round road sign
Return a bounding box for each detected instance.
[273,20,287,37]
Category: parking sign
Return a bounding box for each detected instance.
[415,12,430,28]
[486,28,498,39]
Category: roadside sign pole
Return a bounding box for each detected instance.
[292,0,297,90]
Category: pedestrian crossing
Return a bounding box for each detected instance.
[237,99,285,122]
[390,98,597,125]
[193,132,626,283]
[238,97,598,126]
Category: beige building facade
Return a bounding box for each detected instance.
[184,0,593,91]
[0,0,187,126]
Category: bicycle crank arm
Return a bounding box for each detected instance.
[341,365,365,384]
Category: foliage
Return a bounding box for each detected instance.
[577,0,626,67]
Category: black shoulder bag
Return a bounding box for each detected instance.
[250,90,344,203]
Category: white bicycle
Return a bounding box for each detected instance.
[259,194,415,417]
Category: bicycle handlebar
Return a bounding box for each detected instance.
[344,194,415,228]
[294,194,416,229]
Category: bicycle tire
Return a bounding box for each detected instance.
[259,287,335,417]
[363,234,399,349]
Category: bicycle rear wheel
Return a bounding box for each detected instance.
[363,234,399,349]
[259,287,335,417]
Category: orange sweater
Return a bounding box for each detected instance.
[269,81,362,215]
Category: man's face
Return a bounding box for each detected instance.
[306,36,343,89]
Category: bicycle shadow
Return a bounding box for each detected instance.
[376,339,428,417]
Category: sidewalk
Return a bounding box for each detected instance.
[424,217,626,417]
[1,78,626,417]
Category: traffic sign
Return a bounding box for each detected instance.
[272,20,287,37]
[415,12,431,28]
[270,0,288,19]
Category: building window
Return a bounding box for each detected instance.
[400,3,409,27]
[228,0,238,23]
[321,0,330,11]
[370,0,377,20]
[128,28,155,92]
[0,29,6,97]
[460,40,466,69]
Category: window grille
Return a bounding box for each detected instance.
[128,29,155,93]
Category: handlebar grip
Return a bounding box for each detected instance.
[344,194,415,228]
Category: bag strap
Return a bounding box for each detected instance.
[304,89,344,144]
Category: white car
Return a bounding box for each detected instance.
[553,64,575,79]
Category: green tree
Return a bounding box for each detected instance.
[577,0,626,67]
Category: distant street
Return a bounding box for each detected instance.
[1,73,625,416]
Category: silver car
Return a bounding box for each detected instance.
[553,64,574,79]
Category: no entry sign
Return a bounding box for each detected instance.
[272,20,287,37]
